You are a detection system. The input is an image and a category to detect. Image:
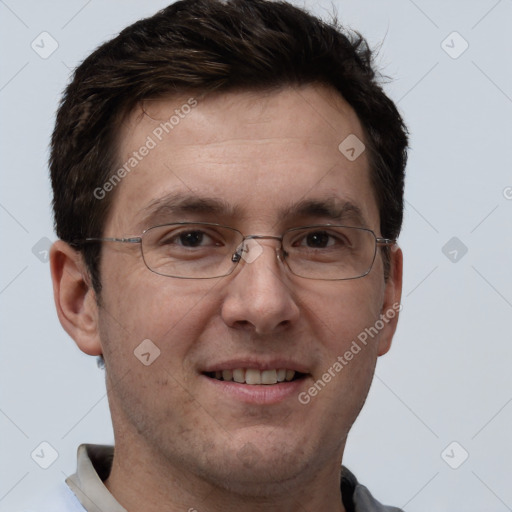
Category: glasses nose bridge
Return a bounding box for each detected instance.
[232,233,285,264]
[245,234,284,254]
[245,234,283,243]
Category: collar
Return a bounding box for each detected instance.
[66,445,126,512]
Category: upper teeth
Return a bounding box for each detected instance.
[212,368,296,385]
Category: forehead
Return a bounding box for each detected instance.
[107,85,378,233]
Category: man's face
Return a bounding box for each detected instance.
[94,85,401,491]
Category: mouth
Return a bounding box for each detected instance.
[201,359,311,404]
[203,368,308,385]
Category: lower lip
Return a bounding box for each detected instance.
[201,375,308,405]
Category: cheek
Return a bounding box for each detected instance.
[305,275,385,348]
[99,254,221,366]
[98,270,222,428]
[299,278,385,412]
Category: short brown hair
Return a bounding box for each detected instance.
[50,0,408,292]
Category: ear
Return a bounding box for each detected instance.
[50,240,103,356]
[377,245,403,357]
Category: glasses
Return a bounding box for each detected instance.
[78,222,396,280]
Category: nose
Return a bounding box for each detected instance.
[220,238,300,335]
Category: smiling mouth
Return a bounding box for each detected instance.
[203,368,307,385]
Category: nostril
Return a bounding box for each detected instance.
[233,320,252,330]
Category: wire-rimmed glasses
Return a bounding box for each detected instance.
[75,222,396,280]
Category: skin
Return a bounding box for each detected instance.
[51,84,403,512]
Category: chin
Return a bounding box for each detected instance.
[193,432,321,497]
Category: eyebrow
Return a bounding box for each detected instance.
[279,197,367,227]
[138,193,367,229]
[139,193,244,229]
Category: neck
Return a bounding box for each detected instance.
[104,433,347,512]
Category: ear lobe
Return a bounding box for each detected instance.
[377,246,403,357]
[50,240,103,356]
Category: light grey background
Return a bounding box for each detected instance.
[1,0,511,510]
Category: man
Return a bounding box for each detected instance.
[43,0,408,510]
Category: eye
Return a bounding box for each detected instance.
[176,230,208,247]
[302,231,334,248]
[294,230,347,249]
[166,230,220,247]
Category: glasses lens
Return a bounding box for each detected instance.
[141,223,242,278]
[283,226,377,280]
